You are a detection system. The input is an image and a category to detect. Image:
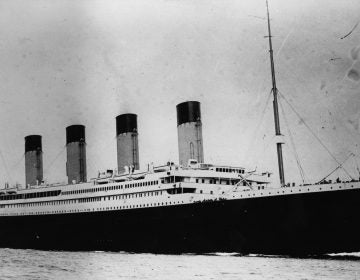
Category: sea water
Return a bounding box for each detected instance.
[0,249,359,280]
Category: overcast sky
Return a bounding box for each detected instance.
[0,0,359,187]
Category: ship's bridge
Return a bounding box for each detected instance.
[210,166,245,174]
[184,160,245,174]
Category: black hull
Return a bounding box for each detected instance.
[1,189,359,256]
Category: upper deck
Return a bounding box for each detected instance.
[0,161,272,215]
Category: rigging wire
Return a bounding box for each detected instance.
[87,135,118,177]
[243,89,273,164]
[276,29,293,57]
[316,153,355,184]
[354,155,360,179]
[240,7,294,167]
[278,97,307,184]
[278,90,354,180]
[316,59,360,153]
[252,135,276,172]
[0,149,12,183]
[277,44,360,150]
[258,89,273,130]
[44,134,118,181]
[11,153,25,170]
[261,5,360,158]
[43,145,66,176]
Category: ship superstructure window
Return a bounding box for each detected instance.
[0,190,61,201]
[169,187,194,194]
[0,180,166,211]
[175,177,183,183]
[61,180,160,196]
[215,167,244,174]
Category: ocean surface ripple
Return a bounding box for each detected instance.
[0,249,359,280]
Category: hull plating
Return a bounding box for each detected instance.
[0,188,359,255]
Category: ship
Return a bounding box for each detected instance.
[0,1,359,255]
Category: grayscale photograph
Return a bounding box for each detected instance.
[0,0,359,279]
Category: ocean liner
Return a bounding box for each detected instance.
[0,2,360,255]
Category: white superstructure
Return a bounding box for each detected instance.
[1,160,359,218]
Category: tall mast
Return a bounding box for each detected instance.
[266,0,285,187]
